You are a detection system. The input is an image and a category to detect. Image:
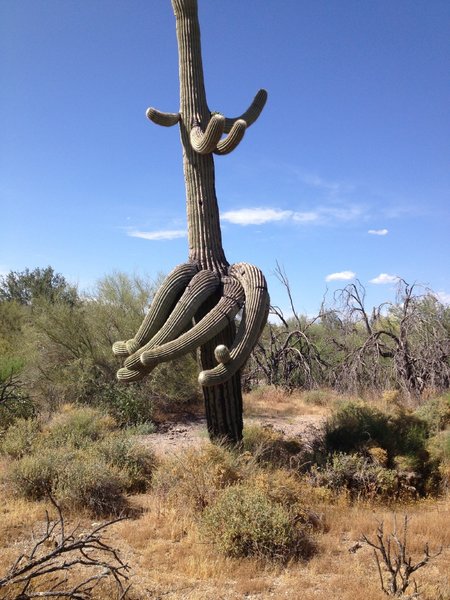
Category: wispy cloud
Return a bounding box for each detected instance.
[325,271,356,282]
[436,291,450,305]
[128,229,187,241]
[221,205,364,227]
[368,228,388,236]
[221,208,294,225]
[369,273,399,285]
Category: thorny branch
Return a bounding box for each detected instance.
[362,514,443,597]
[0,494,130,600]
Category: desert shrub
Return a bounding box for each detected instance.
[324,401,429,464]
[42,404,117,449]
[0,418,41,459]
[95,382,155,427]
[248,468,330,530]
[9,450,63,500]
[416,393,450,434]
[153,444,251,511]
[310,453,398,500]
[324,402,393,455]
[242,425,305,469]
[302,389,331,406]
[95,432,156,493]
[55,449,128,514]
[5,405,155,515]
[201,483,315,561]
[0,358,36,430]
[428,429,450,488]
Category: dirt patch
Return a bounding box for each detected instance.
[139,413,325,458]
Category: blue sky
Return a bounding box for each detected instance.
[1,0,449,316]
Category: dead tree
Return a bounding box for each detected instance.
[112,0,269,442]
[362,515,442,597]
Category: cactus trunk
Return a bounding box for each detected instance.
[173,0,242,441]
[113,0,269,446]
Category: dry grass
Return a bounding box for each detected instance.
[1,390,449,600]
[243,386,338,418]
[2,466,447,599]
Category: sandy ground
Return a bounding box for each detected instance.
[138,413,325,458]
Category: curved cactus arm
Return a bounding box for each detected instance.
[120,269,220,373]
[198,262,269,387]
[140,276,245,368]
[190,114,225,154]
[222,89,268,133]
[214,119,246,155]
[146,107,180,127]
[112,262,199,357]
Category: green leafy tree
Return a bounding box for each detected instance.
[0,266,78,306]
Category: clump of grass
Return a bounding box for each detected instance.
[2,405,155,515]
[302,389,332,407]
[201,482,316,562]
[153,443,248,511]
[242,424,305,469]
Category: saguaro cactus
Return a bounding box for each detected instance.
[113,0,269,442]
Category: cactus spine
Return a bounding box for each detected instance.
[113,0,269,443]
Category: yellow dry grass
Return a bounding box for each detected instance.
[2,469,448,599]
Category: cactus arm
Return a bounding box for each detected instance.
[140,277,244,368]
[119,269,220,374]
[198,262,269,386]
[222,89,268,133]
[190,114,225,154]
[112,262,199,357]
[214,119,246,155]
[146,107,181,127]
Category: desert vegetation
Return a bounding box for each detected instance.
[0,266,449,599]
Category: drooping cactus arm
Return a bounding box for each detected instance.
[131,270,219,360]
[140,277,245,368]
[198,263,270,386]
[190,114,225,154]
[119,269,220,374]
[222,89,268,133]
[112,262,199,357]
[214,119,246,156]
[146,107,181,127]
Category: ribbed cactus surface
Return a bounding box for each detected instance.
[113,0,269,442]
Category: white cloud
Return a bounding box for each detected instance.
[221,204,366,227]
[436,291,450,305]
[221,208,293,225]
[325,271,356,282]
[368,228,388,236]
[369,273,399,284]
[292,211,320,223]
[128,229,187,241]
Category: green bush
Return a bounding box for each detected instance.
[428,429,450,488]
[95,382,155,428]
[0,418,41,459]
[42,405,117,449]
[416,394,450,434]
[324,402,393,455]
[310,453,397,500]
[201,483,315,561]
[5,405,155,515]
[0,358,35,430]
[95,432,156,493]
[324,402,429,463]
